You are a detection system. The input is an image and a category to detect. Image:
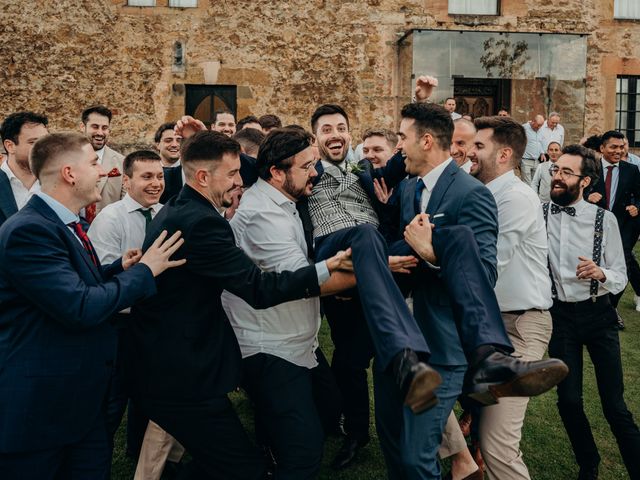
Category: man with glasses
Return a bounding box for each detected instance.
[546,145,640,480]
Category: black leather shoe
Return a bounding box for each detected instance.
[393,348,442,414]
[465,351,569,405]
[577,464,598,480]
[331,436,370,470]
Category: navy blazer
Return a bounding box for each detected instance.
[0,169,18,228]
[395,161,499,366]
[0,195,156,453]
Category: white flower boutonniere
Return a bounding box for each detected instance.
[345,162,364,175]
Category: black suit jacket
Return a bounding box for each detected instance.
[589,160,640,233]
[0,169,18,227]
[125,185,321,403]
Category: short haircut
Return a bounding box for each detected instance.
[258,114,282,130]
[29,132,89,180]
[153,122,177,143]
[474,116,527,163]
[362,128,398,150]
[257,127,314,181]
[236,115,260,131]
[213,110,235,123]
[547,141,562,150]
[562,144,599,185]
[123,150,161,177]
[181,130,240,166]
[310,104,349,133]
[445,97,456,103]
[582,134,602,152]
[0,111,48,145]
[81,105,112,124]
[601,130,625,146]
[233,127,265,156]
[549,111,561,119]
[400,102,453,150]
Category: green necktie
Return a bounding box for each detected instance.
[137,208,153,230]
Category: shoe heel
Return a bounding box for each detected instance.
[467,386,499,406]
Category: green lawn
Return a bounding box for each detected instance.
[112,287,640,479]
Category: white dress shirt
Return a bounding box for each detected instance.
[601,158,620,209]
[546,199,627,302]
[538,122,565,150]
[625,153,640,171]
[87,193,162,264]
[221,179,329,369]
[531,161,553,202]
[417,158,454,212]
[522,122,544,160]
[451,112,462,120]
[1,160,40,209]
[487,170,552,311]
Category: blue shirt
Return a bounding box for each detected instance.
[36,192,83,244]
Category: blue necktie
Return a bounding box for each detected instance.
[414,178,426,214]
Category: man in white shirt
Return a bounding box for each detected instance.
[521,114,545,183]
[468,116,557,480]
[154,122,182,168]
[545,145,640,480]
[221,128,356,479]
[538,112,565,150]
[80,105,125,221]
[0,111,49,227]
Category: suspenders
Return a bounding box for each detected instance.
[542,202,605,301]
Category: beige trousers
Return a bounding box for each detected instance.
[439,411,469,458]
[478,310,552,480]
[134,421,185,480]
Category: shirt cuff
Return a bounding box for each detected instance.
[315,261,330,285]
[599,267,625,295]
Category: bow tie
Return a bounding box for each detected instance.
[550,204,576,216]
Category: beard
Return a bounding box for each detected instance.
[550,179,581,206]
[283,173,311,200]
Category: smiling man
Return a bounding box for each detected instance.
[451,118,476,173]
[154,123,182,168]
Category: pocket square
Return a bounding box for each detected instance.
[107,167,121,178]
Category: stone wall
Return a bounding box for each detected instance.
[1,0,639,149]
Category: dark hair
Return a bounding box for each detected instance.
[181,130,240,165]
[562,144,599,185]
[601,130,625,146]
[474,116,527,163]
[582,134,602,152]
[29,132,89,180]
[258,114,282,130]
[81,105,112,124]
[362,128,398,150]
[213,110,235,123]
[232,127,265,156]
[153,122,177,143]
[123,150,161,177]
[445,97,456,103]
[310,104,349,133]
[400,102,453,150]
[257,128,314,180]
[236,115,260,131]
[0,111,48,145]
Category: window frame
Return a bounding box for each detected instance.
[616,75,640,148]
[127,0,156,6]
[448,0,500,16]
[614,0,640,20]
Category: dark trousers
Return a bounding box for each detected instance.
[548,298,640,478]
[0,410,110,480]
[242,352,335,480]
[324,294,374,441]
[315,224,430,369]
[612,223,640,306]
[137,396,266,480]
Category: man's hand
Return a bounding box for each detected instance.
[122,248,142,270]
[576,256,606,282]
[140,230,187,277]
[389,255,418,274]
[626,205,639,217]
[175,115,207,139]
[224,188,244,220]
[326,248,353,273]
[415,75,438,103]
[373,178,394,204]
[588,192,603,204]
[404,213,437,264]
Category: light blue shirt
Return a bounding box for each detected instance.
[522,122,544,161]
[36,192,85,246]
[626,152,640,172]
[601,158,620,209]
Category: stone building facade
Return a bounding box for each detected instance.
[2,0,640,150]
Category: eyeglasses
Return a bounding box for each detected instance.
[297,160,318,173]
[548,165,585,179]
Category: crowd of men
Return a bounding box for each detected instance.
[0,75,639,480]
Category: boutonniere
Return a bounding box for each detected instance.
[345,162,364,175]
[107,167,121,178]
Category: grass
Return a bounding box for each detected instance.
[112,287,640,479]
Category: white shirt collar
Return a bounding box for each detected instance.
[420,158,453,192]
[601,157,619,169]
[321,159,347,171]
[1,159,40,190]
[550,198,589,216]
[254,178,296,207]
[486,169,516,195]
[121,193,162,215]
[95,147,105,162]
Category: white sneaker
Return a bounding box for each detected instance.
[635,295,640,312]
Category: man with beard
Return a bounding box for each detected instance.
[154,122,182,168]
[546,145,640,480]
[211,110,237,137]
[80,105,125,221]
[0,111,49,227]
[221,128,357,479]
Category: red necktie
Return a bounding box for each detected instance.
[69,221,99,266]
[84,203,97,224]
[605,165,614,210]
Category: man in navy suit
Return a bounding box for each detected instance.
[0,132,185,479]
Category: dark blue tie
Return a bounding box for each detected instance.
[414,178,426,214]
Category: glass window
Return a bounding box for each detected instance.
[449,0,499,15]
[169,0,197,6]
[614,0,640,19]
[128,0,155,5]
[616,76,640,147]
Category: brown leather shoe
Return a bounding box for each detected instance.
[393,349,442,414]
[443,468,483,480]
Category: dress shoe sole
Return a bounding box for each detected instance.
[468,361,569,405]
[404,366,442,414]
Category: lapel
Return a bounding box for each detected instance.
[425,161,457,215]
[29,196,103,282]
[615,161,630,206]
[99,147,116,194]
[311,161,324,187]
[0,170,18,219]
